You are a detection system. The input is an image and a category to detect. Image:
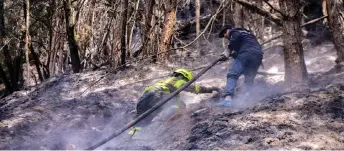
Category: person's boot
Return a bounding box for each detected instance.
[216,95,233,107]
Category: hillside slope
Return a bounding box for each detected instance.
[0,39,343,150]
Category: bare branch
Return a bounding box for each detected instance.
[234,0,283,26]
[261,34,282,45]
[301,15,328,27]
[262,15,329,45]
[263,0,287,18]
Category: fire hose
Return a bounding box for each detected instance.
[86,56,224,150]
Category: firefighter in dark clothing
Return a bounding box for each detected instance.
[217,24,263,107]
[129,68,219,135]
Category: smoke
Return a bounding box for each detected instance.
[231,77,285,110]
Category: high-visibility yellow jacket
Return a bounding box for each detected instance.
[143,76,215,95]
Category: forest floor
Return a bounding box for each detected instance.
[0,36,343,150]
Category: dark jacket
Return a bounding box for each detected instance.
[227,28,263,56]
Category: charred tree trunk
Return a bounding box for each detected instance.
[2,46,18,90]
[324,0,344,66]
[120,0,129,67]
[157,0,177,62]
[0,0,13,93]
[279,0,308,87]
[0,0,18,91]
[63,0,82,73]
[0,64,12,93]
[30,45,44,82]
[14,31,26,88]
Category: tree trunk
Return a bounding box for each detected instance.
[25,0,31,85]
[222,3,227,48]
[256,0,264,42]
[196,0,202,55]
[47,0,56,78]
[58,50,65,74]
[0,64,12,93]
[63,0,82,73]
[140,0,156,57]
[0,0,18,91]
[30,45,44,82]
[324,0,344,65]
[0,1,13,93]
[279,0,308,87]
[128,0,140,57]
[14,31,26,88]
[120,0,129,67]
[234,3,244,27]
[157,0,177,62]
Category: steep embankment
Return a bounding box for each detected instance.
[0,39,342,150]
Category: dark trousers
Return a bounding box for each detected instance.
[224,52,262,97]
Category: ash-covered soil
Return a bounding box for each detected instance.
[0,38,343,150]
[175,83,344,150]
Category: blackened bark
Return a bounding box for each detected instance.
[120,0,129,67]
[279,0,308,87]
[63,0,82,73]
[325,0,344,65]
[30,45,44,82]
[47,0,56,78]
[0,0,18,91]
[0,64,13,93]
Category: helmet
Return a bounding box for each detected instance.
[174,69,193,81]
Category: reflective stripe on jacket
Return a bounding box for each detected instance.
[144,77,187,94]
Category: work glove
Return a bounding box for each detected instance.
[128,127,142,136]
[211,87,224,97]
[209,87,221,92]
[195,84,201,94]
[229,52,237,59]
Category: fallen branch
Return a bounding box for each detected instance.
[257,71,284,75]
[92,61,110,71]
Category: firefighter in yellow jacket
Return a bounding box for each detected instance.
[129,68,219,136]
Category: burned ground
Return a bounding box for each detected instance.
[0,37,343,150]
[179,84,344,150]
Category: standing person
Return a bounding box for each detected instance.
[217,25,263,107]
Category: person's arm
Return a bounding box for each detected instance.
[184,84,220,94]
[221,31,241,59]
